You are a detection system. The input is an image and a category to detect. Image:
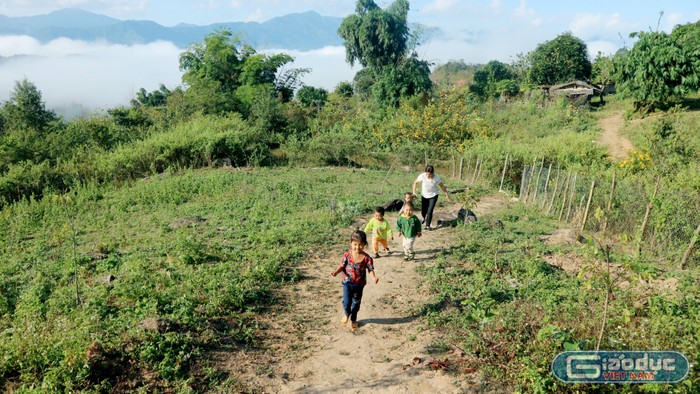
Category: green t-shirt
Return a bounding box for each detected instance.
[364,217,393,240]
[397,214,421,238]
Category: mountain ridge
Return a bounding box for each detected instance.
[0,8,344,50]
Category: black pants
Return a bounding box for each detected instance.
[421,195,438,228]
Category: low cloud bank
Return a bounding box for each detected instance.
[0,36,358,117]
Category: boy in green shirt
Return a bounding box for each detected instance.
[396,203,422,260]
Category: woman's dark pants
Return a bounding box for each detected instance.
[421,195,439,227]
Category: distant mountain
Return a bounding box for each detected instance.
[0,8,344,50]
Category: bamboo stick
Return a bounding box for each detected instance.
[566,173,578,222]
[637,176,660,257]
[499,153,509,192]
[532,157,545,204]
[581,180,596,233]
[524,156,537,203]
[681,223,700,269]
[541,163,553,209]
[558,170,572,220]
[547,165,561,214]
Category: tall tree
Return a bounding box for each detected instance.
[338,0,432,107]
[616,29,700,113]
[1,79,57,133]
[178,29,307,115]
[469,60,516,100]
[528,32,591,86]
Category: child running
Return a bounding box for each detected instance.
[396,202,422,260]
[398,191,415,216]
[330,229,379,330]
[364,206,393,258]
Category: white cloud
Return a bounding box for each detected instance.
[0,36,356,114]
[0,36,183,113]
[266,45,358,90]
[423,0,459,14]
[512,0,543,26]
[587,40,620,57]
[570,13,636,41]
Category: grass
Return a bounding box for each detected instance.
[0,166,421,392]
[420,201,699,392]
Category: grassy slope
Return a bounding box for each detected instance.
[0,167,418,391]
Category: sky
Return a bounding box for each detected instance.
[0,0,698,115]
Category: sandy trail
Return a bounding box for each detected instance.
[257,195,509,393]
[598,112,634,162]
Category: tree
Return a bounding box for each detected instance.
[528,32,592,86]
[334,82,354,98]
[296,86,329,108]
[616,29,700,113]
[1,79,57,133]
[338,0,432,107]
[178,29,307,115]
[469,60,516,100]
[131,84,172,108]
[179,29,250,114]
[431,60,478,87]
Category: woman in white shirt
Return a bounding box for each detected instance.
[412,165,451,230]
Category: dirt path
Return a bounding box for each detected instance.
[598,112,634,162]
[243,194,508,393]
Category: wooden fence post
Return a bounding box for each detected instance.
[558,170,572,220]
[637,176,660,258]
[532,157,545,204]
[524,156,537,202]
[565,173,577,222]
[499,153,509,192]
[452,155,456,178]
[547,165,561,214]
[464,157,472,182]
[681,223,700,269]
[519,164,527,200]
[580,180,596,233]
[541,163,553,209]
[476,158,484,182]
[458,157,464,181]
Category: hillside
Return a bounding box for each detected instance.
[0,63,698,391]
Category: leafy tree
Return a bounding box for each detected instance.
[591,52,615,87]
[296,86,329,108]
[339,0,408,70]
[431,60,478,87]
[528,32,592,86]
[338,0,432,107]
[510,52,532,83]
[616,29,700,113]
[671,20,700,48]
[1,79,57,133]
[469,60,516,100]
[334,82,354,98]
[179,29,250,114]
[178,29,307,115]
[131,84,172,108]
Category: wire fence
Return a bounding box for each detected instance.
[435,154,700,269]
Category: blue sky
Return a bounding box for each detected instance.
[0,0,698,112]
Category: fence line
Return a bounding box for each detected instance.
[444,153,699,269]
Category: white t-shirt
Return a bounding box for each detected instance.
[416,173,442,198]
